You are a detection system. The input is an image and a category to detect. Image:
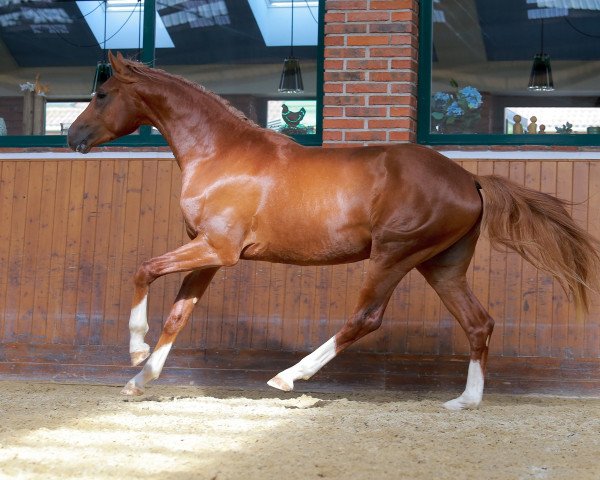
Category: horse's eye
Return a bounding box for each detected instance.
[96,92,107,100]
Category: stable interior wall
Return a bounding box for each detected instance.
[0,154,598,393]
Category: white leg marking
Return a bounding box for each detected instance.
[444,360,485,411]
[268,337,337,391]
[129,294,149,354]
[122,342,173,395]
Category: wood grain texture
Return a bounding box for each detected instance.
[0,156,598,380]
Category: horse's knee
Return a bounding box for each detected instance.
[134,261,156,287]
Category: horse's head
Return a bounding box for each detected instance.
[68,51,144,154]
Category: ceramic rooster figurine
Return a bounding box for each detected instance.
[281,104,306,128]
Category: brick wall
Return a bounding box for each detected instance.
[0,97,24,136]
[323,0,419,146]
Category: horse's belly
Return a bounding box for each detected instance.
[241,229,372,266]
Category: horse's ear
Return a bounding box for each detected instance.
[109,51,136,83]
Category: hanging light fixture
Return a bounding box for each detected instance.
[528,18,554,91]
[92,0,112,94]
[278,0,304,93]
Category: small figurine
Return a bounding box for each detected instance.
[34,73,50,96]
[556,122,573,134]
[513,114,524,134]
[527,116,537,134]
[539,124,546,134]
[281,104,306,128]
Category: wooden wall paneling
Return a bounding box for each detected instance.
[205,267,225,350]
[136,160,162,345]
[552,161,573,357]
[405,270,426,354]
[47,161,72,344]
[308,265,330,349]
[249,261,271,349]
[0,161,16,342]
[281,264,302,350]
[347,261,372,351]
[569,162,589,357]
[17,161,44,342]
[235,260,257,348]
[377,261,396,354]
[536,161,558,357]
[297,265,316,350]
[74,160,101,345]
[265,262,285,350]
[4,162,30,342]
[30,162,58,343]
[488,161,509,356]
[234,260,255,349]
[504,162,525,356]
[147,160,173,347]
[17,162,44,342]
[2,156,599,383]
[327,264,348,343]
[101,160,128,347]
[220,261,242,349]
[89,160,115,345]
[586,162,600,358]
[520,161,541,356]
[54,161,86,344]
[389,274,411,355]
[116,160,143,346]
[418,273,439,355]
[157,166,185,344]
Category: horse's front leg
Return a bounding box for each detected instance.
[127,236,234,366]
[122,268,219,395]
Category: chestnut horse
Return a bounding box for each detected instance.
[68,52,599,410]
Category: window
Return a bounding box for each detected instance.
[0,0,324,147]
[418,0,600,145]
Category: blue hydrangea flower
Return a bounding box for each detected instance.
[433,92,452,103]
[459,86,482,109]
[447,101,464,117]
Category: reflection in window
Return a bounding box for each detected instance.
[0,0,322,140]
[429,0,600,136]
[154,0,320,135]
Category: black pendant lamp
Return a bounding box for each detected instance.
[92,0,112,94]
[528,18,554,91]
[278,0,304,93]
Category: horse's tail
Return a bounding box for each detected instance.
[476,174,600,312]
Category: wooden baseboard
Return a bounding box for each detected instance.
[0,343,598,395]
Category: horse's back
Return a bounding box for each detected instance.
[239,143,482,265]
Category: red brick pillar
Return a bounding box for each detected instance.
[323,0,419,146]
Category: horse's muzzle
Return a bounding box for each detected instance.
[67,125,91,154]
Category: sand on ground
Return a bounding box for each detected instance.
[0,381,598,480]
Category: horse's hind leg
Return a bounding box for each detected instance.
[122,267,219,395]
[268,255,409,391]
[418,231,494,410]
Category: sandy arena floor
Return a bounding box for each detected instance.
[0,381,598,480]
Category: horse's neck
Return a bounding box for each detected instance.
[140,82,248,166]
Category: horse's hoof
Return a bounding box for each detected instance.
[130,348,150,366]
[443,396,480,411]
[267,375,294,392]
[121,381,144,396]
